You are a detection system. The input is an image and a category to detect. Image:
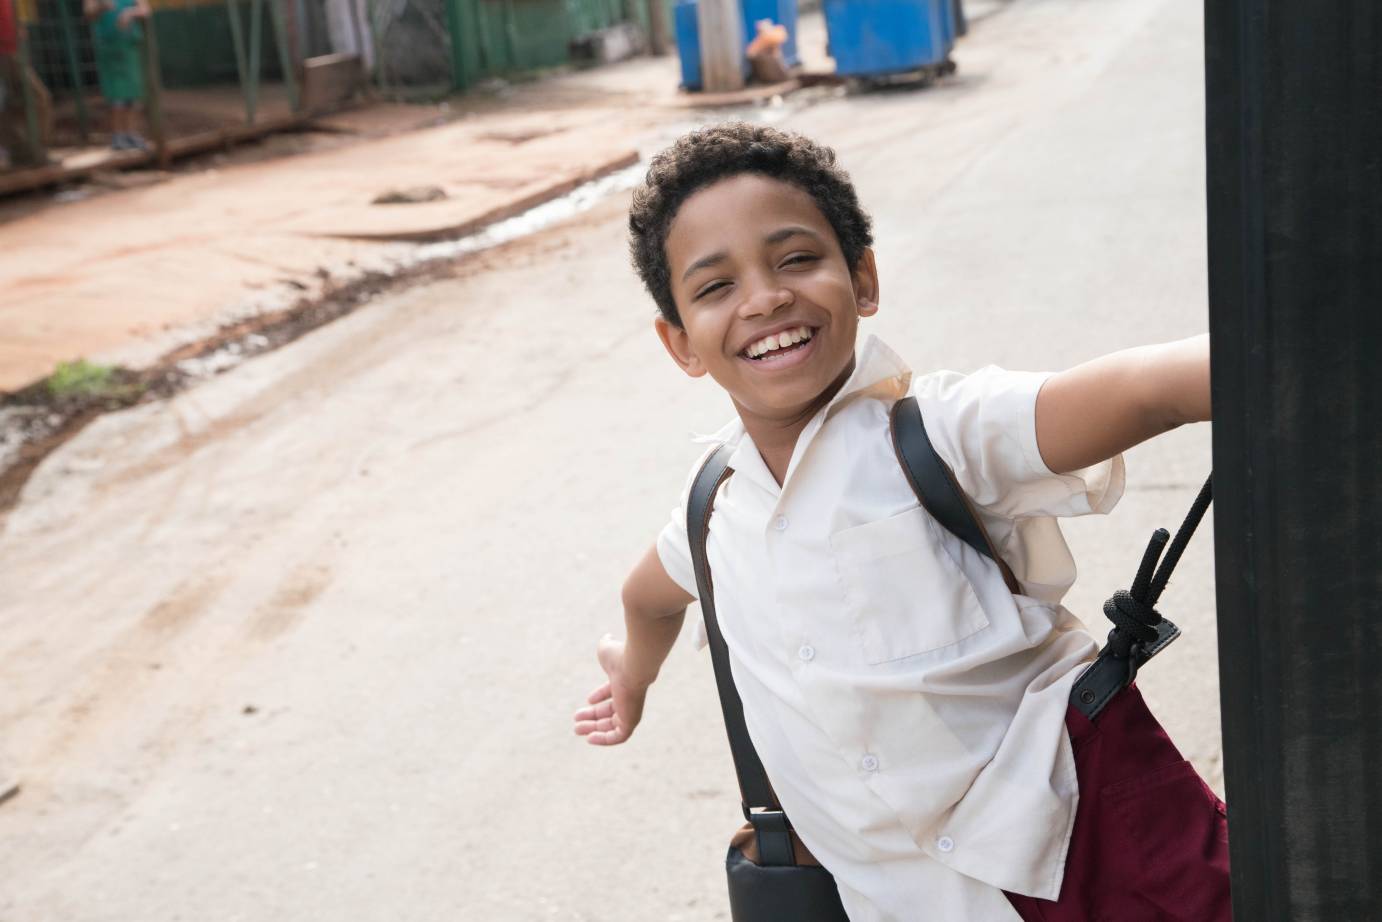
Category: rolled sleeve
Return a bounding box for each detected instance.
[656,514,698,601]
[914,366,1125,521]
[656,444,725,650]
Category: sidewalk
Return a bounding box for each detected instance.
[0,52,700,394]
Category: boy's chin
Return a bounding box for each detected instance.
[729,377,839,422]
[724,359,855,421]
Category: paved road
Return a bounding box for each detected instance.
[0,0,1217,918]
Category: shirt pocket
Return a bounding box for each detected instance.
[830,506,990,664]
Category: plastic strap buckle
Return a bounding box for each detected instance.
[743,807,795,867]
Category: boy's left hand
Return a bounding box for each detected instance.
[573,634,648,746]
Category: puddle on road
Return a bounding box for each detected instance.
[414,163,645,262]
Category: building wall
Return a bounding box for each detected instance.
[150,0,284,88]
[448,0,642,89]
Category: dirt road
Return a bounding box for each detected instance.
[0,1,1218,918]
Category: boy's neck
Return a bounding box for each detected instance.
[734,356,856,487]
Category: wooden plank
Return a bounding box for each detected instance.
[0,112,314,197]
[695,0,744,93]
[300,53,365,113]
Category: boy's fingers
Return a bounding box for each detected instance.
[586,725,629,746]
[574,716,617,736]
[586,682,612,705]
[573,700,615,722]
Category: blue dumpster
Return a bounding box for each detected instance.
[674,0,800,91]
[822,0,951,77]
[675,0,704,90]
[936,0,956,47]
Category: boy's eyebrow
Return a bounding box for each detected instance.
[764,226,822,246]
[682,250,728,282]
[680,227,824,282]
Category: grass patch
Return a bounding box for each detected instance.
[44,360,144,404]
[47,360,115,398]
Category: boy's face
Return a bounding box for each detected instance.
[657,174,879,425]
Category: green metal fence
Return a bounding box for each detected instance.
[447,0,644,90]
[2,0,650,182]
[3,0,303,176]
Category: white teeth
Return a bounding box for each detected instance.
[745,326,813,359]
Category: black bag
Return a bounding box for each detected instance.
[686,396,1211,921]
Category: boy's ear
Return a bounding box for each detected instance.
[655,316,709,378]
[852,248,880,318]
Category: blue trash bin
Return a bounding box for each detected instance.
[936,0,956,47]
[675,0,704,90]
[675,0,800,91]
[822,0,951,77]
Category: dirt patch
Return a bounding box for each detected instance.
[0,257,463,518]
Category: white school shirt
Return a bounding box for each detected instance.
[657,335,1124,922]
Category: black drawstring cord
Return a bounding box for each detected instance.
[1103,477,1214,660]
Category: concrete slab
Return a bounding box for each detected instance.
[0,104,669,393]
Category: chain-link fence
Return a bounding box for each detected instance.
[1,0,355,182]
[1,0,649,185]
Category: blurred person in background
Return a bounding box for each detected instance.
[83,0,150,151]
[0,0,19,167]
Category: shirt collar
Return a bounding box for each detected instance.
[822,333,913,416]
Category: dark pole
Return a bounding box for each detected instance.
[646,0,670,56]
[140,17,169,167]
[1205,2,1382,920]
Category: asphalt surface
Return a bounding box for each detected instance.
[0,0,1217,918]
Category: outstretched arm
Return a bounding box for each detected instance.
[574,545,694,746]
[1035,334,1210,475]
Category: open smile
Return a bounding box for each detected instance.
[738,325,819,369]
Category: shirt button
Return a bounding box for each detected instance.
[860,753,880,773]
[773,515,789,531]
[798,644,816,662]
[936,836,955,854]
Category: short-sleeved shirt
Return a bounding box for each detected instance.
[657,335,1124,922]
[0,0,18,57]
[91,0,145,104]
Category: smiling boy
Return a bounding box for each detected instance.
[574,124,1229,920]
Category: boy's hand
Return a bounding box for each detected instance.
[573,634,648,746]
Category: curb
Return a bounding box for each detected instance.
[317,149,642,243]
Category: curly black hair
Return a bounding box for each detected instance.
[628,123,874,328]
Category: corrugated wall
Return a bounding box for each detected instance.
[151,2,284,87]
[447,0,643,89]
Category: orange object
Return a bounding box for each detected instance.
[746,18,788,57]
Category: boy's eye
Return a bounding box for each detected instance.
[781,253,818,268]
[694,280,730,300]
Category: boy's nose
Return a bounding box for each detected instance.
[739,283,794,319]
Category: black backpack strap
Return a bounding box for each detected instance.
[890,395,1211,722]
[889,396,1021,594]
[687,444,796,867]
[1068,477,1211,719]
